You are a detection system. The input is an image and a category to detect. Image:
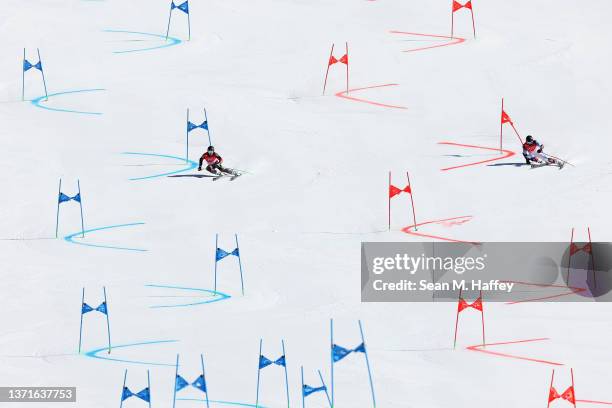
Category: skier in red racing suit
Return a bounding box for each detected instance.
[522,135,558,165]
[198,146,228,175]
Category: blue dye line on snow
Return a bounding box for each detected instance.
[177,399,267,408]
[123,152,197,180]
[83,339,178,366]
[64,222,148,252]
[31,89,105,115]
[145,284,231,308]
[103,30,182,54]
[84,340,267,407]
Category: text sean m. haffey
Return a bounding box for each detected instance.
[372,279,515,293]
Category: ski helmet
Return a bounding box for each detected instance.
[207,146,215,153]
[526,135,534,143]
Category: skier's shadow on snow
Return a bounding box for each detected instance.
[168,174,216,178]
[487,162,530,167]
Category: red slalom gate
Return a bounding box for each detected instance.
[567,227,595,288]
[388,171,417,231]
[548,369,577,408]
[500,98,524,151]
[453,288,485,348]
[323,42,349,95]
[451,0,476,39]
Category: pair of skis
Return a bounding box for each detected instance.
[530,159,565,170]
[529,152,570,170]
[212,169,243,181]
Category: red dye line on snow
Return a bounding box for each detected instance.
[467,338,563,366]
[335,84,408,110]
[502,280,587,304]
[334,31,466,108]
[438,142,515,171]
[504,280,581,290]
[577,400,612,406]
[388,26,610,405]
[402,215,478,244]
[389,31,466,53]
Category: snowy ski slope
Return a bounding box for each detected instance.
[1,0,612,407]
